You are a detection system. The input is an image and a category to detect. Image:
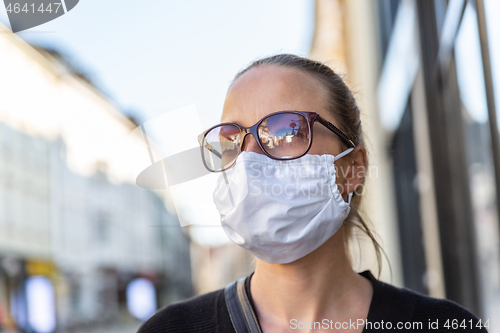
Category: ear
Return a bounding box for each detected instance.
[338,145,367,196]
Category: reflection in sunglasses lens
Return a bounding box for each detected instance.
[258,113,310,158]
[204,125,240,171]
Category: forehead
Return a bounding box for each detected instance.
[221,65,328,125]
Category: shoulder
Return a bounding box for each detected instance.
[360,271,487,332]
[137,288,225,333]
[408,287,477,318]
[406,288,487,331]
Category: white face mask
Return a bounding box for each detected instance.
[213,148,354,264]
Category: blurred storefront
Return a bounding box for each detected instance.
[310,0,404,288]
[0,256,25,332]
[311,0,500,325]
[0,22,193,331]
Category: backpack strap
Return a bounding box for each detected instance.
[224,276,263,333]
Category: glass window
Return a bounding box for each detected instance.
[455,2,500,320]
[485,0,500,127]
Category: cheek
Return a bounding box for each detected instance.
[308,136,341,156]
[333,167,346,195]
[334,165,344,183]
[309,124,343,157]
[334,160,349,183]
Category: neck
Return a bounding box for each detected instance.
[250,228,372,329]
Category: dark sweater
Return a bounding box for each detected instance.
[138,271,488,332]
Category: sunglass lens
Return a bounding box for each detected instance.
[257,113,311,158]
[203,125,240,171]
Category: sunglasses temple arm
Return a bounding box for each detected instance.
[316,116,355,148]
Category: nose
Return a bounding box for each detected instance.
[241,133,265,155]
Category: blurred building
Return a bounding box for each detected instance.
[190,242,254,295]
[0,22,192,332]
[310,0,404,287]
[311,0,500,325]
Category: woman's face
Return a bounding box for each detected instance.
[221,65,363,197]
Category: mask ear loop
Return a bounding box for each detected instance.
[333,147,355,206]
[347,191,354,206]
[333,147,354,161]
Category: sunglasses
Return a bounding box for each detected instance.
[198,111,355,172]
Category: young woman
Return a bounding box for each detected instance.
[139,54,487,333]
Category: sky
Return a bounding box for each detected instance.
[0,0,315,246]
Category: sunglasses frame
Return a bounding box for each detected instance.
[198,111,356,172]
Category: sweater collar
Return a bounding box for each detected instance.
[359,270,414,332]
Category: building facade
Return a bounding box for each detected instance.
[0,22,192,332]
[311,0,500,325]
